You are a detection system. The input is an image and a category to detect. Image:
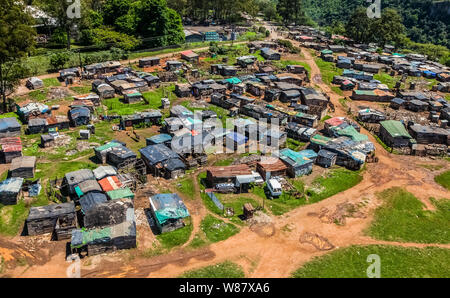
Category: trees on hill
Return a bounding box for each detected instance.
[0,0,36,112]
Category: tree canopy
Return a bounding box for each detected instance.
[0,0,36,111]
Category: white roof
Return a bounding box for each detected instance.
[268,179,281,189]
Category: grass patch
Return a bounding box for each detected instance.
[252,180,307,216]
[156,217,193,249]
[200,215,239,243]
[331,86,343,96]
[213,158,234,166]
[42,78,61,87]
[418,164,444,171]
[175,177,195,200]
[367,187,450,244]
[27,89,48,101]
[435,170,450,190]
[179,261,245,278]
[373,72,398,89]
[0,202,28,236]
[104,85,175,116]
[69,86,92,94]
[292,245,450,278]
[306,167,363,203]
[286,138,306,151]
[314,57,343,85]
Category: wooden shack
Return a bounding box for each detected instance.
[26,202,76,236]
[9,156,37,179]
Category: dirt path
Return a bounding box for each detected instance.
[3,29,449,278]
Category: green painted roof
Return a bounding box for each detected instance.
[331,125,368,142]
[310,134,331,145]
[380,120,412,138]
[95,141,121,152]
[354,90,376,95]
[107,187,135,200]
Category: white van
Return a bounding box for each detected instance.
[267,179,282,198]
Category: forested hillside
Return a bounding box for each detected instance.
[303,0,450,48]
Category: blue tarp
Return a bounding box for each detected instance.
[0,118,21,132]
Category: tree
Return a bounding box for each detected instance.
[277,0,310,26]
[373,8,405,48]
[36,0,77,50]
[103,0,185,47]
[345,6,375,44]
[0,0,36,111]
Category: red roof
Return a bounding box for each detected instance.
[325,117,345,127]
[98,176,122,192]
[0,137,22,152]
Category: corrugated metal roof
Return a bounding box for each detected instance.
[380,120,412,138]
[107,187,134,200]
[0,177,23,193]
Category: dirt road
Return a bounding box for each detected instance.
[2,26,449,278]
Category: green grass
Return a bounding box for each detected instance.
[200,215,239,243]
[286,138,306,151]
[314,57,343,85]
[0,202,29,236]
[252,180,307,216]
[306,168,363,203]
[179,261,245,278]
[27,89,48,101]
[104,85,175,116]
[373,72,398,89]
[367,187,450,244]
[156,218,193,249]
[34,161,97,180]
[42,78,61,87]
[175,177,195,200]
[292,245,450,278]
[331,86,343,96]
[435,170,450,190]
[218,194,262,225]
[69,86,92,94]
[213,158,234,166]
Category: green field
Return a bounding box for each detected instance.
[435,170,450,190]
[292,245,450,278]
[200,215,239,243]
[367,187,450,244]
[103,85,176,116]
[156,218,193,250]
[306,167,363,203]
[175,177,195,200]
[179,261,245,278]
[314,57,343,85]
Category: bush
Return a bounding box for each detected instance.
[48,28,68,47]
[49,51,70,70]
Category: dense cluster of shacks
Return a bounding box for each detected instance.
[285,25,450,156]
[5,27,448,260]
